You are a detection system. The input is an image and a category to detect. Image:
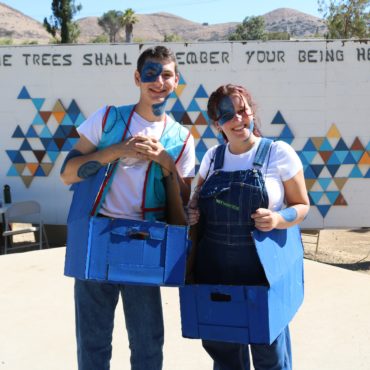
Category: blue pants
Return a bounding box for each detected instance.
[205,326,292,370]
[74,279,164,370]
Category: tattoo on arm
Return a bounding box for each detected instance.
[278,207,298,222]
[60,149,82,174]
[77,161,102,179]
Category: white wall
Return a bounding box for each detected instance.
[0,40,369,228]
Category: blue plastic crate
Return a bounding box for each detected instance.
[64,167,191,286]
[179,225,304,344]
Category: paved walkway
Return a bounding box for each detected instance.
[0,247,369,369]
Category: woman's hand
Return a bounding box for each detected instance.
[187,197,200,226]
[251,208,279,232]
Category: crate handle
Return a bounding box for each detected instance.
[210,292,231,302]
[128,231,150,240]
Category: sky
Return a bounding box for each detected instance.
[2,0,323,24]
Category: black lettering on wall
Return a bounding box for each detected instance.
[298,49,344,63]
[175,51,229,65]
[0,54,12,66]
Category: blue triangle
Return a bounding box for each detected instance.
[40,138,52,150]
[74,113,86,127]
[7,165,19,176]
[326,164,340,177]
[40,126,53,138]
[6,150,20,162]
[12,125,25,138]
[54,126,66,139]
[32,113,45,125]
[327,152,341,165]
[309,191,324,204]
[61,114,74,126]
[343,152,357,164]
[319,138,333,151]
[194,84,208,98]
[46,140,60,151]
[26,126,38,138]
[169,90,177,98]
[317,205,331,217]
[271,111,286,125]
[350,150,364,162]
[171,110,184,122]
[318,178,332,191]
[171,99,186,113]
[17,86,31,99]
[279,137,294,145]
[202,126,217,139]
[365,168,370,178]
[187,99,201,112]
[195,140,209,162]
[311,164,324,177]
[366,142,370,151]
[297,151,308,166]
[326,191,340,204]
[178,74,186,85]
[47,151,60,162]
[67,99,80,116]
[335,150,348,163]
[279,125,294,138]
[304,166,317,179]
[14,152,26,163]
[349,165,363,178]
[335,138,348,151]
[20,139,32,151]
[34,166,46,176]
[303,139,317,151]
[61,140,73,151]
[302,151,317,164]
[32,98,45,110]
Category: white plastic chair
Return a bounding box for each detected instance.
[2,201,49,254]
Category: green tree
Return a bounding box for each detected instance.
[98,10,124,42]
[266,32,291,40]
[164,33,184,42]
[44,0,82,43]
[318,0,370,38]
[228,16,266,41]
[122,8,138,43]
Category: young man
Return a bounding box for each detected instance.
[61,45,195,370]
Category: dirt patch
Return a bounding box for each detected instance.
[302,228,370,275]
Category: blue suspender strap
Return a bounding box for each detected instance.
[253,138,273,168]
[213,144,227,170]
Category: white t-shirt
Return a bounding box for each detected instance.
[77,106,195,220]
[198,137,303,212]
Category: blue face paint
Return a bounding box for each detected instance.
[278,208,298,222]
[60,149,82,174]
[77,161,102,179]
[216,96,236,125]
[141,61,163,83]
[152,97,168,116]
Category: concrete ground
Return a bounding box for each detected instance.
[0,247,370,370]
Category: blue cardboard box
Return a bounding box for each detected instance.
[64,167,191,286]
[179,225,304,344]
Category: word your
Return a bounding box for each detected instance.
[246,50,285,64]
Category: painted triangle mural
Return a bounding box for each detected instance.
[6,84,370,219]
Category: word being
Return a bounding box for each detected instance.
[298,49,344,63]
[82,53,132,66]
[245,50,285,64]
[22,53,72,66]
[175,51,230,65]
[0,54,12,66]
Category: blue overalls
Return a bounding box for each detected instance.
[195,138,292,370]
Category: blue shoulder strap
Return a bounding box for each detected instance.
[213,144,227,170]
[253,138,273,168]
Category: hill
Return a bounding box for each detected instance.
[0,2,326,44]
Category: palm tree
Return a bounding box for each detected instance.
[122,8,138,43]
[98,10,124,42]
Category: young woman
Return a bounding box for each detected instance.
[187,84,310,370]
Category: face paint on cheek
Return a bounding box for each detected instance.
[217,96,235,125]
[141,61,163,83]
